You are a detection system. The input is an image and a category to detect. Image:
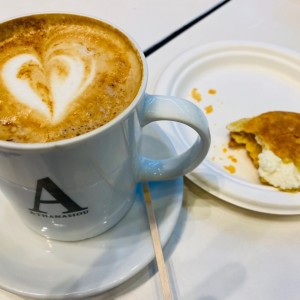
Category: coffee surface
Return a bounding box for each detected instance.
[0,14,143,143]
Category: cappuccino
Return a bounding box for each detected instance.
[0,14,143,143]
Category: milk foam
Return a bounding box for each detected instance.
[2,48,96,123]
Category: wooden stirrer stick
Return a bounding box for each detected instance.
[142,182,173,300]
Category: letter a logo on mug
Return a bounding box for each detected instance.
[29,178,88,216]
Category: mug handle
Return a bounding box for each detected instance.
[137,94,211,181]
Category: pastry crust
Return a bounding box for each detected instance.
[227,111,300,191]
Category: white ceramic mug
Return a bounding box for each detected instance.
[0,14,210,241]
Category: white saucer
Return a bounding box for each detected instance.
[0,123,183,299]
[155,41,300,215]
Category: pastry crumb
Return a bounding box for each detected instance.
[204,105,213,114]
[208,89,217,95]
[228,155,238,163]
[224,165,236,174]
[191,88,202,101]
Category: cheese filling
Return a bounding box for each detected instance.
[258,149,300,190]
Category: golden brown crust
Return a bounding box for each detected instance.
[227,111,300,191]
[227,111,300,171]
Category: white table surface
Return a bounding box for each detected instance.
[2,0,300,299]
[0,0,224,51]
[147,0,300,91]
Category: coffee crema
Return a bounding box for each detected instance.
[0,14,143,143]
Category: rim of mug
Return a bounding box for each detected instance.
[0,12,148,152]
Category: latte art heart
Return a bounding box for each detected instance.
[2,48,96,123]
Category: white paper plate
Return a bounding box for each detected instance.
[0,123,183,299]
[155,41,300,215]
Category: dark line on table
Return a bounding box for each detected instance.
[144,0,232,57]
